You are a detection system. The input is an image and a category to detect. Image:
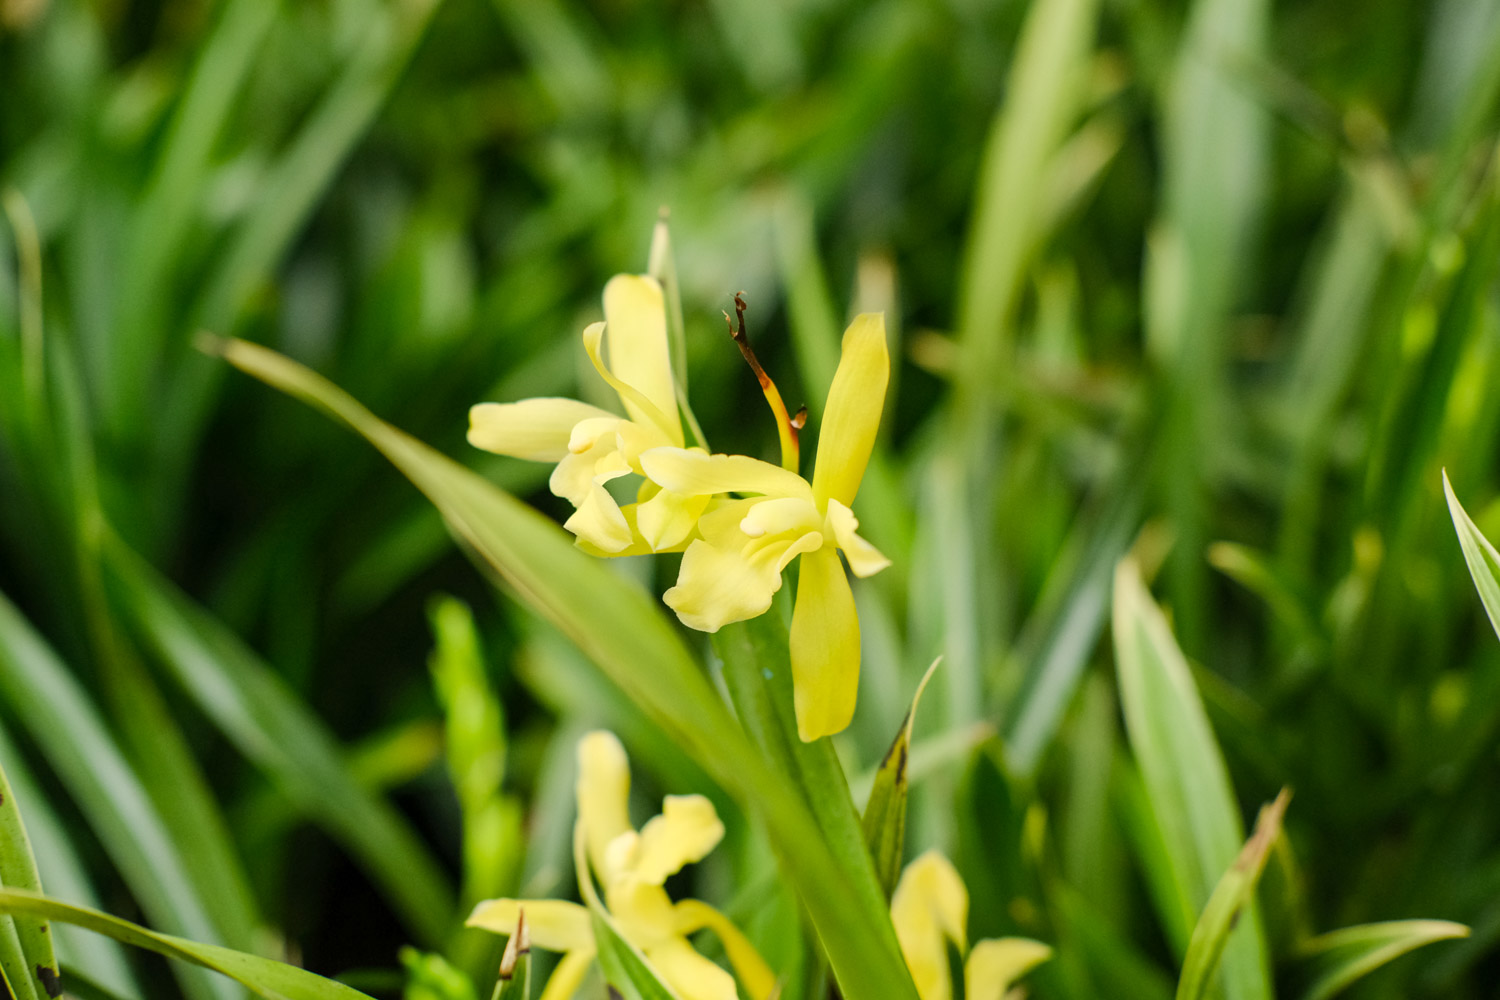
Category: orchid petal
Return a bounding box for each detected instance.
[891,851,969,1000]
[790,547,861,741]
[811,313,888,507]
[538,949,597,1000]
[603,275,682,444]
[963,938,1052,1000]
[641,447,813,501]
[739,496,822,539]
[582,322,680,445]
[673,900,778,1000]
[563,480,633,553]
[664,532,821,632]
[577,731,633,875]
[644,938,738,1000]
[826,498,891,577]
[468,398,616,461]
[637,488,712,551]
[633,795,725,884]
[466,898,594,953]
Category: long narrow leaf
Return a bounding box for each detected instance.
[0,758,58,1000]
[1291,921,1469,1000]
[0,593,231,1000]
[1442,470,1500,640]
[1112,558,1272,1000]
[861,657,940,900]
[1176,790,1290,1000]
[208,336,920,1000]
[102,540,456,945]
[0,890,375,1000]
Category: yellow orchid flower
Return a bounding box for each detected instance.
[638,313,892,741]
[468,275,712,555]
[891,851,1052,1000]
[467,731,775,1000]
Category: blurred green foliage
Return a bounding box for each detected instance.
[2,0,1500,997]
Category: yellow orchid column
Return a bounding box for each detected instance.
[467,275,709,555]
[640,313,892,740]
[891,851,1052,1000]
[467,731,775,1000]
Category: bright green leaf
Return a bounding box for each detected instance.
[0,890,376,1000]
[1291,920,1469,1000]
[1176,790,1290,1000]
[1112,557,1273,1000]
[1442,470,1500,640]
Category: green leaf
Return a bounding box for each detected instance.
[1442,470,1500,640]
[0,759,59,1000]
[1290,920,1469,1000]
[1112,557,1273,1000]
[0,890,375,1000]
[1176,790,1290,1000]
[860,657,940,900]
[0,592,230,1000]
[713,611,909,979]
[209,336,919,1000]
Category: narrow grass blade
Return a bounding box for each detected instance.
[1112,557,1272,1000]
[0,890,376,1000]
[955,0,1099,409]
[1290,920,1469,1000]
[209,336,921,1000]
[0,759,58,1000]
[861,657,940,900]
[102,540,455,945]
[1442,470,1500,640]
[0,593,230,1000]
[1176,789,1290,1000]
[0,724,137,999]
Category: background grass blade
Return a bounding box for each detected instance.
[102,540,456,946]
[0,593,232,1000]
[0,890,377,1000]
[209,336,920,1000]
[1175,790,1288,1000]
[1290,921,1469,1000]
[1112,557,1272,1000]
[0,759,58,1000]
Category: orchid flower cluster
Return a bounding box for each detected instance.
[469,273,891,742]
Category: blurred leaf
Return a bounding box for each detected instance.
[210,336,920,1000]
[0,724,137,999]
[861,657,939,900]
[0,593,231,1000]
[0,759,58,1000]
[399,948,477,1000]
[1112,557,1272,1000]
[1442,470,1500,640]
[1289,920,1469,1000]
[102,540,456,946]
[1176,789,1289,1000]
[0,889,376,1000]
[955,0,1100,390]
